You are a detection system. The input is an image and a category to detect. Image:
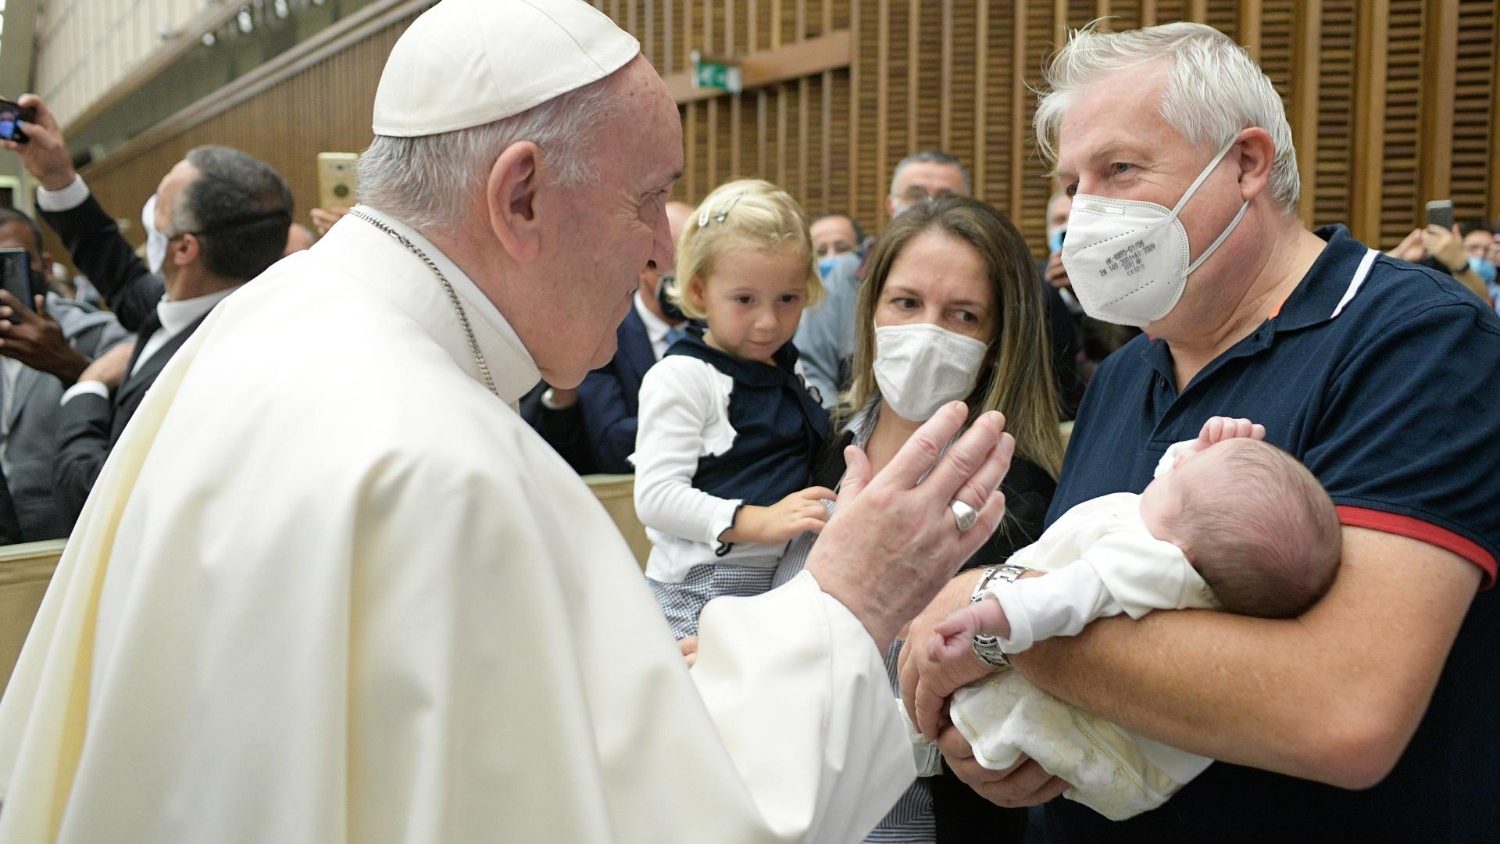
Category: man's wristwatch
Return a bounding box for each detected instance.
[969,563,1028,669]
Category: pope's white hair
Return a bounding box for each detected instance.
[358,72,623,231]
[1035,21,1299,215]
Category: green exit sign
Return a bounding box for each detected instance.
[691,51,742,94]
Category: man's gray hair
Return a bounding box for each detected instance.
[889,150,972,197]
[1034,21,1300,214]
[358,73,624,231]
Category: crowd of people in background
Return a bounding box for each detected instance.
[0,97,1491,553]
[0,95,298,545]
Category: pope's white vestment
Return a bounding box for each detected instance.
[0,209,913,842]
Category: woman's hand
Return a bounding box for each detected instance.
[805,402,1015,652]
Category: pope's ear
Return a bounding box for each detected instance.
[487,141,543,263]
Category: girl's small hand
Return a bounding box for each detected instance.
[724,486,835,544]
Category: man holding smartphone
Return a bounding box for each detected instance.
[0,207,128,540]
[1382,199,1489,303]
[1,95,291,524]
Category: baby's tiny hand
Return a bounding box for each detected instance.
[929,608,983,663]
[1196,416,1266,448]
[930,594,1010,663]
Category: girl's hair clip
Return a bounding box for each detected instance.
[699,191,748,228]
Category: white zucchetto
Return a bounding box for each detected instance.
[372,0,641,137]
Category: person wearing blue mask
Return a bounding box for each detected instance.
[1041,188,1137,393]
[1460,223,1497,310]
[811,212,865,269]
[1385,219,1490,303]
[799,213,867,409]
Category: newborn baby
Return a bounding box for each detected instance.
[925,417,1341,820]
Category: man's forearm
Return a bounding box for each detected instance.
[52,392,114,522]
[1014,527,1478,789]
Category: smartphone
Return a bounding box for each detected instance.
[1425,199,1454,231]
[317,152,359,210]
[0,99,36,144]
[0,247,36,322]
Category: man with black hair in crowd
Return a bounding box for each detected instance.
[810,212,866,264]
[4,94,292,522]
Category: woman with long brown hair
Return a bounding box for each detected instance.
[774,195,1064,842]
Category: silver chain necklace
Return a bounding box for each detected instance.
[348,209,498,397]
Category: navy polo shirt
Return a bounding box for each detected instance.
[1044,225,1500,842]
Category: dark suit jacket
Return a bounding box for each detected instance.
[41,194,162,333]
[519,382,597,475]
[577,306,657,474]
[42,193,212,523]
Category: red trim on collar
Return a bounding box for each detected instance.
[1336,505,1496,589]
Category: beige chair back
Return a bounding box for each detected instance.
[585,474,650,570]
[0,540,65,694]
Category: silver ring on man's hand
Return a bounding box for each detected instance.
[950,499,979,531]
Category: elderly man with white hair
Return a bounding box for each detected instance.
[0,1,1021,842]
[900,21,1500,842]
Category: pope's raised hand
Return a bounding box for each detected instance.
[805,401,1014,652]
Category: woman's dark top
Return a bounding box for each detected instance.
[813,429,1057,844]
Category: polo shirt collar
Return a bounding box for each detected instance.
[1271,225,1376,331]
[1139,225,1377,393]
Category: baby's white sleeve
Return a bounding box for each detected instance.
[988,564,1119,653]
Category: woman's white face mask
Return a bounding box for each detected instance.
[872,322,988,421]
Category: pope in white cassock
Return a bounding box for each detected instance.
[0,0,1021,841]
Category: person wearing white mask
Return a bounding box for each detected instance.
[0,2,1024,841]
[899,21,1500,843]
[6,94,292,524]
[773,195,1065,843]
[798,152,1082,417]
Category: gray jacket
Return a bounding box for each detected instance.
[3,292,128,540]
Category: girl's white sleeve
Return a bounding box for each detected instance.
[632,356,743,546]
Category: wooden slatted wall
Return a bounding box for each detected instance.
[75,0,1498,262]
[1453,0,1498,229]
